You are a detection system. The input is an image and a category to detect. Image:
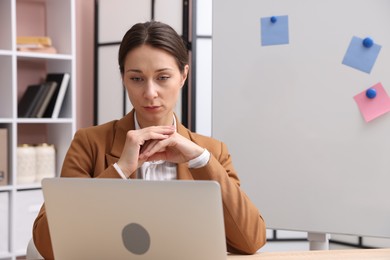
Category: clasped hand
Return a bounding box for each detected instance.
[117,125,204,177]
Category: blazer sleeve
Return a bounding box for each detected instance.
[33,128,121,259]
[189,141,266,254]
[60,128,121,179]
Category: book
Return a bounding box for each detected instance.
[17,46,57,54]
[43,73,70,118]
[17,36,52,47]
[18,84,48,118]
[17,36,57,54]
[0,129,8,186]
[32,82,58,118]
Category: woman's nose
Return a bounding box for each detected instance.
[144,80,158,99]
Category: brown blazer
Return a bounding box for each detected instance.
[33,111,266,259]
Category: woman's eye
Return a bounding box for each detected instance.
[158,75,170,80]
[130,77,143,82]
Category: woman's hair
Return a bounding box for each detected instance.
[118,21,188,75]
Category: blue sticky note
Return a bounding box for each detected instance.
[261,15,289,46]
[342,36,382,74]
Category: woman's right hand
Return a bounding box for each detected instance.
[116,125,175,178]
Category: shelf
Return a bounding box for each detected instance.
[16,118,73,124]
[0,186,12,192]
[0,50,13,56]
[0,119,13,123]
[16,183,42,191]
[0,185,43,192]
[1,0,76,258]
[16,52,73,60]
[0,253,12,259]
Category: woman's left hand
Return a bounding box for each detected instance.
[139,132,204,163]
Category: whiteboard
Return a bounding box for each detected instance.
[212,0,390,238]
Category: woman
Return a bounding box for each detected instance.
[33,21,266,259]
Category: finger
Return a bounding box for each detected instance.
[140,139,159,154]
[142,125,175,135]
[139,128,174,145]
[141,138,171,158]
[140,139,165,158]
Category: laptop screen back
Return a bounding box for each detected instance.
[42,178,227,260]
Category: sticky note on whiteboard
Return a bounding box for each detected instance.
[342,36,381,74]
[354,83,390,122]
[261,15,289,46]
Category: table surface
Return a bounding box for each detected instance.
[228,248,390,259]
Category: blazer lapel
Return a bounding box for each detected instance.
[106,154,118,167]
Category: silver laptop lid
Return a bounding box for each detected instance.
[42,178,227,260]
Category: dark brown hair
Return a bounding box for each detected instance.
[118,21,188,75]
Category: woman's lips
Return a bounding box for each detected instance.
[144,106,160,112]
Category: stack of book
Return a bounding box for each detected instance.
[18,73,70,118]
[17,36,57,54]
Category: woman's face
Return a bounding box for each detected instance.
[122,45,188,127]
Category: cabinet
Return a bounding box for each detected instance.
[0,0,76,259]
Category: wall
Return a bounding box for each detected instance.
[75,0,94,129]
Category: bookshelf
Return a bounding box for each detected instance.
[0,0,76,259]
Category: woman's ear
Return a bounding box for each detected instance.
[181,65,189,86]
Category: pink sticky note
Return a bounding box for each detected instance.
[354,83,390,122]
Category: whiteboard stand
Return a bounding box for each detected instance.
[308,232,330,250]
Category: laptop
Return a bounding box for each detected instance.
[41,178,227,260]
